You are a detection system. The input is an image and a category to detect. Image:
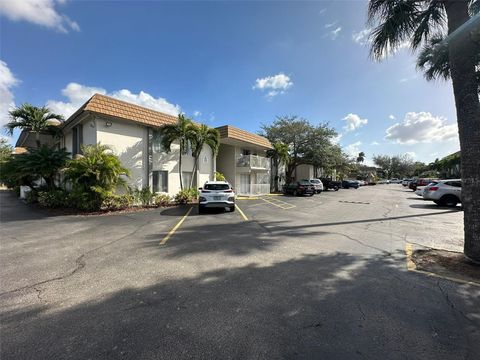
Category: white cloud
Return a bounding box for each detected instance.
[405,151,416,158]
[346,141,362,157]
[388,114,396,120]
[330,26,342,40]
[0,0,80,33]
[385,112,458,144]
[318,8,327,15]
[331,133,343,145]
[47,82,181,119]
[0,60,19,134]
[193,110,202,117]
[342,113,368,132]
[352,28,371,45]
[253,73,293,99]
[370,141,379,146]
[325,22,336,29]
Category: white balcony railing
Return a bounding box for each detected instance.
[237,183,271,196]
[237,154,270,169]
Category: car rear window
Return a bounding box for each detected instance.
[310,180,321,184]
[298,181,311,185]
[445,181,462,187]
[204,184,230,191]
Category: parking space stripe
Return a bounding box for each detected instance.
[260,196,296,210]
[235,203,249,221]
[159,207,193,245]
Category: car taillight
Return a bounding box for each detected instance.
[299,186,305,189]
[428,186,439,191]
[224,189,232,193]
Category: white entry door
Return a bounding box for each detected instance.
[239,174,251,195]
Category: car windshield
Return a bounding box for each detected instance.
[204,184,230,191]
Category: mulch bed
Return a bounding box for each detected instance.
[412,249,480,284]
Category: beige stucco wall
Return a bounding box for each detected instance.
[96,117,148,189]
[295,164,314,181]
[216,144,236,188]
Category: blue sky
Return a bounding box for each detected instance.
[0,0,460,165]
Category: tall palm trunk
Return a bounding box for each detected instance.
[444,0,480,262]
[190,156,198,189]
[179,147,183,190]
[35,132,41,148]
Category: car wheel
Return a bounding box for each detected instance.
[229,205,235,212]
[440,195,458,207]
[433,200,440,205]
[293,190,298,196]
[318,190,322,194]
[309,193,314,197]
[334,186,339,191]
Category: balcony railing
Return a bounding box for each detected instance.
[237,183,271,196]
[236,154,270,169]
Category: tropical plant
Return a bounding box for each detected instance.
[37,189,70,208]
[153,193,172,207]
[64,143,129,210]
[189,124,220,188]
[0,138,13,163]
[267,142,290,192]
[101,194,134,211]
[4,104,64,147]
[367,0,480,261]
[158,114,196,190]
[174,188,199,204]
[215,171,226,181]
[133,186,155,206]
[16,145,69,190]
[357,152,365,163]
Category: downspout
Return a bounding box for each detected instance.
[147,127,153,189]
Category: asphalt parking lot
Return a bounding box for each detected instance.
[1,186,478,359]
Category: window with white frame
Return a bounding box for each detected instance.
[152,130,165,153]
[153,170,168,192]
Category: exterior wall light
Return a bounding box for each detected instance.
[105,121,113,127]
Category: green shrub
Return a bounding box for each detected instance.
[133,187,154,206]
[153,193,171,207]
[37,189,69,208]
[101,194,134,211]
[174,188,198,204]
[215,171,226,181]
[25,190,37,204]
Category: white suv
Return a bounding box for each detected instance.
[307,179,324,193]
[198,181,236,213]
[422,179,462,207]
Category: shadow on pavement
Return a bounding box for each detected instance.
[1,252,479,359]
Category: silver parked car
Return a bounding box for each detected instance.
[422,179,462,207]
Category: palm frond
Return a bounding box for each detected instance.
[369,0,421,60]
[411,0,446,49]
[416,35,450,80]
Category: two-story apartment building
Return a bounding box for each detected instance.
[216,125,272,196]
[60,94,215,195]
[16,94,274,197]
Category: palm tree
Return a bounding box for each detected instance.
[367,0,480,262]
[267,142,290,192]
[158,114,195,190]
[357,151,365,164]
[5,104,64,147]
[189,124,220,188]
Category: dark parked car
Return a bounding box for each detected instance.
[342,180,359,189]
[283,180,315,196]
[320,178,341,191]
[409,178,438,191]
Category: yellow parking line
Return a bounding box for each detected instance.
[261,196,296,210]
[405,243,480,287]
[159,207,192,245]
[236,203,249,221]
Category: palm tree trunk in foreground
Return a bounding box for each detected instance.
[445,0,480,262]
